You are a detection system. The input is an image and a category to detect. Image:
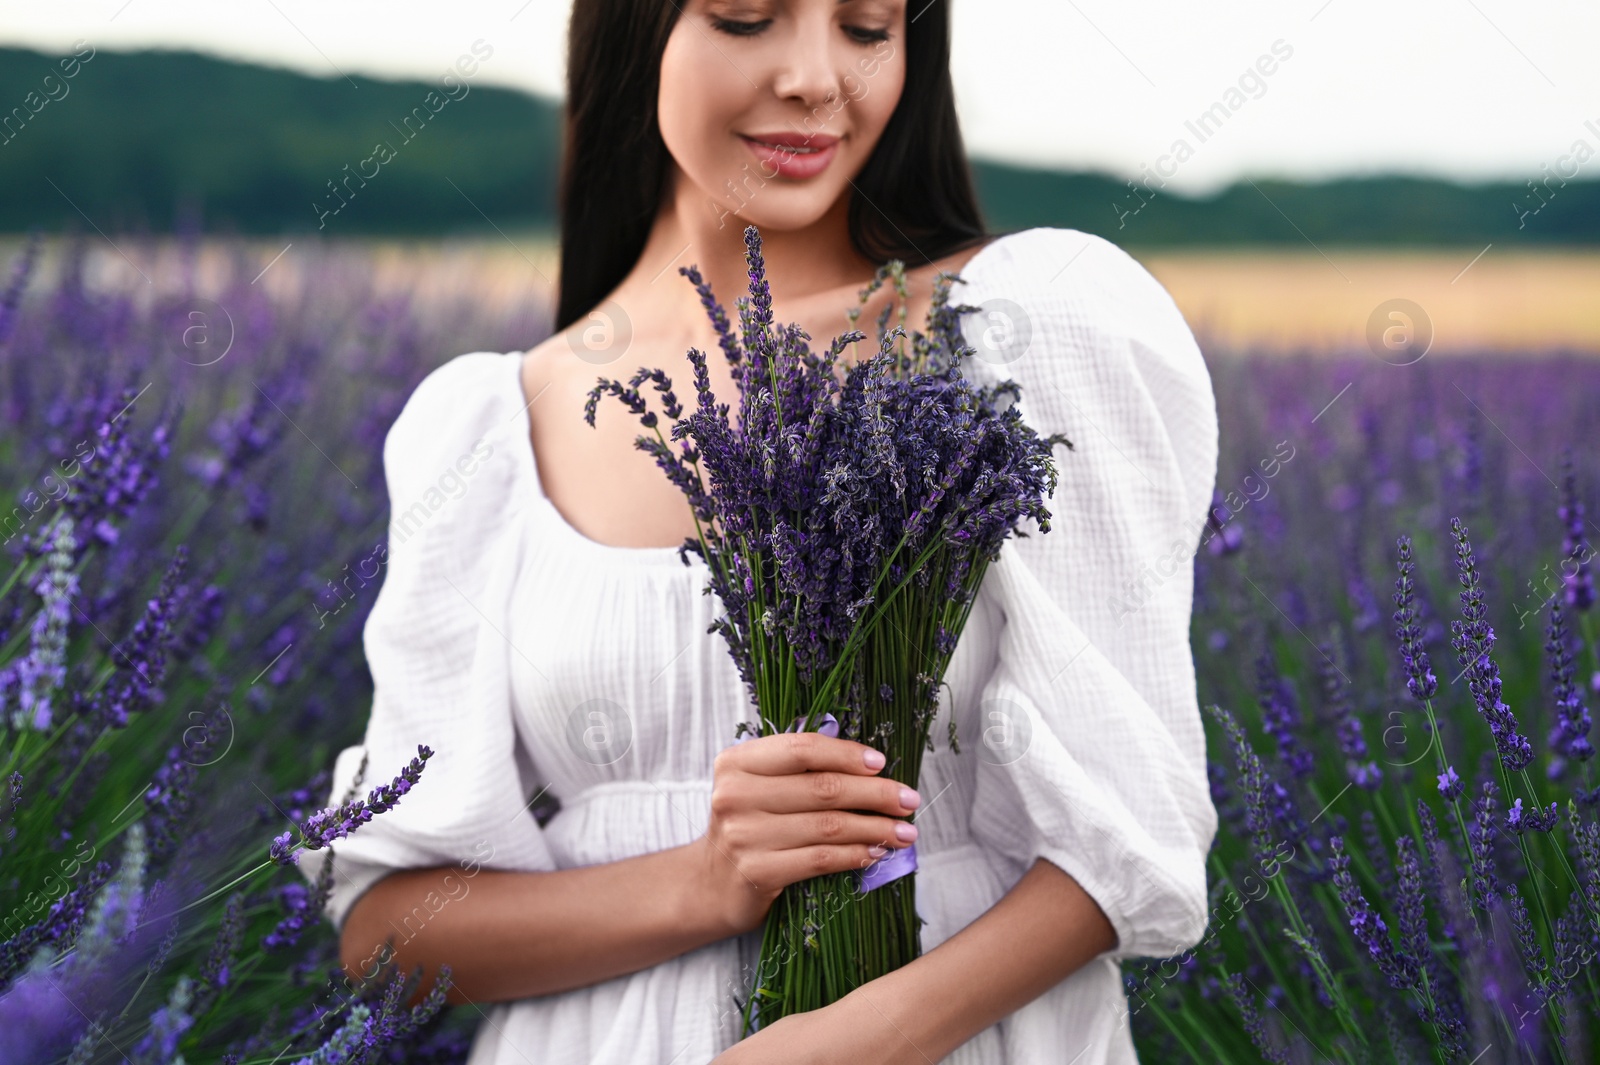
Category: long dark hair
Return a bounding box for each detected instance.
[555,0,988,332]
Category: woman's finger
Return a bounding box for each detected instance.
[734,768,921,818]
[757,809,919,852]
[745,842,908,889]
[718,730,886,778]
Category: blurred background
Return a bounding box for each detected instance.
[3,0,1598,355]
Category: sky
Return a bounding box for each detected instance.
[2,0,1597,196]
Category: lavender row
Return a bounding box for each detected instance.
[1129,350,1600,1063]
[0,231,541,1064]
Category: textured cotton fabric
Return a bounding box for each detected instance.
[298,226,1221,1064]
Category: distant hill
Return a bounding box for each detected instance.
[2,45,1596,247]
[0,46,560,237]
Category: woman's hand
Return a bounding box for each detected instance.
[690,731,922,937]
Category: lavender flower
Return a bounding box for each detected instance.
[1449,519,1533,770]
[0,859,115,987]
[1544,597,1593,772]
[199,892,244,993]
[292,1004,371,1065]
[1403,818,1471,1050]
[1504,796,1558,835]
[1222,971,1289,1064]
[1436,765,1463,800]
[3,514,78,730]
[1203,486,1241,556]
[57,385,173,547]
[264,846,335,951]
[132,974,195,1063]
[1329,835,1408,988]
[1256,653,1314,779]
[188,379,288,493]
[1392,836,1427,990]
[1319,637,1379,789]
[1547,897,1589,1003]
[63,1020,106,1065]
[291,963,454,1065]
[0,231,39,347]
[272,745,432,865]
[1558,451,1594,612]
[1501,883,1549,999]
[1392,534,1438,701]
[143,703,227,868]
[1466,778,1502,907]
[1207,704,1280,872]
[82,822,149,955]
[169,583,224,660]
[258,769,334,826]
[91,546,191,730]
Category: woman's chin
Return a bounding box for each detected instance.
[708,188,848,235]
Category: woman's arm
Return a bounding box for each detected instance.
[339,840,731,1007]
[711,858,1117,1064]
[836,858,1117,1061]
[341,732,922,1009]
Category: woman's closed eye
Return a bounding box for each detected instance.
[709,17,892,45]
[709,16,772,36]
[843,24,891,44]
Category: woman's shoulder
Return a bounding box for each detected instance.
[958,227,1217,518]
[388,351,523,452]
[381,350,528,539]
[963,227,1191,340]
[958,226,1207,387]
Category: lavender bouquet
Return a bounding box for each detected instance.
[585,225,1072,1033]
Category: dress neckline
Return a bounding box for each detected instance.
[507,230,1015,565]
[508,353,696,567]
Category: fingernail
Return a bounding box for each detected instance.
[868,844,888,857]
[895,822,918,842]
[899,787,920,810]
[863,749,886,770]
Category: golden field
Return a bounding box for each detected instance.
[1141,246,1600,357]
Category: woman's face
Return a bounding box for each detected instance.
[658,0,907,232]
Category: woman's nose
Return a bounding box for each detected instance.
[770,20,846,111]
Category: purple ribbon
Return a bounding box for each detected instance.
[858,834,918,892]
[734,711,916,894]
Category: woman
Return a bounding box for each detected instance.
[298,1,1220,1062]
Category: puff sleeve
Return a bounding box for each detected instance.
[297,352,558,934]
[959,228,1219,962]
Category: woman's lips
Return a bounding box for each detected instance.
[739,132,840,179]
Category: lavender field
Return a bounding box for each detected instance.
[1134,339,1600,1062]
[0,232,1596,1064]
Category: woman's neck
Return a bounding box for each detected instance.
[622,164,881,336]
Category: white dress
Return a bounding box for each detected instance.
[298,226,1221,1065]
